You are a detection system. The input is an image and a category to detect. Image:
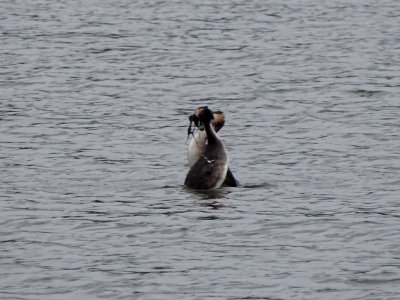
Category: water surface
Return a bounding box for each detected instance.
[1,0,400,299]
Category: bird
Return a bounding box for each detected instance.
[185,106,235,189]
[187,110,238,187]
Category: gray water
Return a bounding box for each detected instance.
[1,0,400,299]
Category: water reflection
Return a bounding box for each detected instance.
[184,186,229,202]
[1,0,399,299]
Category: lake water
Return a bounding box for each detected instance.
[1,0,400,299]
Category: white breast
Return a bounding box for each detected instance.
[188,131,207,167]
[213,146,229,189]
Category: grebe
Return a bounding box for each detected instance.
[188,111,225,167]
[187,111,238,187]
[184,106,230,190]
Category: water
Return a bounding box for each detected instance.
[1,0,400,299]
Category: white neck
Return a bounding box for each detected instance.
[187,130,207,167]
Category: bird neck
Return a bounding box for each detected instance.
[204,120,219,144]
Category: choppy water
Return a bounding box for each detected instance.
[1,0,400,299]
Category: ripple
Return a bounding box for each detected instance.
[1,0,400,299]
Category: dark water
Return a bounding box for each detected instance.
[1,0,400,299]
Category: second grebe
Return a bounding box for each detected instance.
[187,111,238,187]
[184,106,230,190]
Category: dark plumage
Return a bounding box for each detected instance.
[184,107,229,190]
[187,110,238,187]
